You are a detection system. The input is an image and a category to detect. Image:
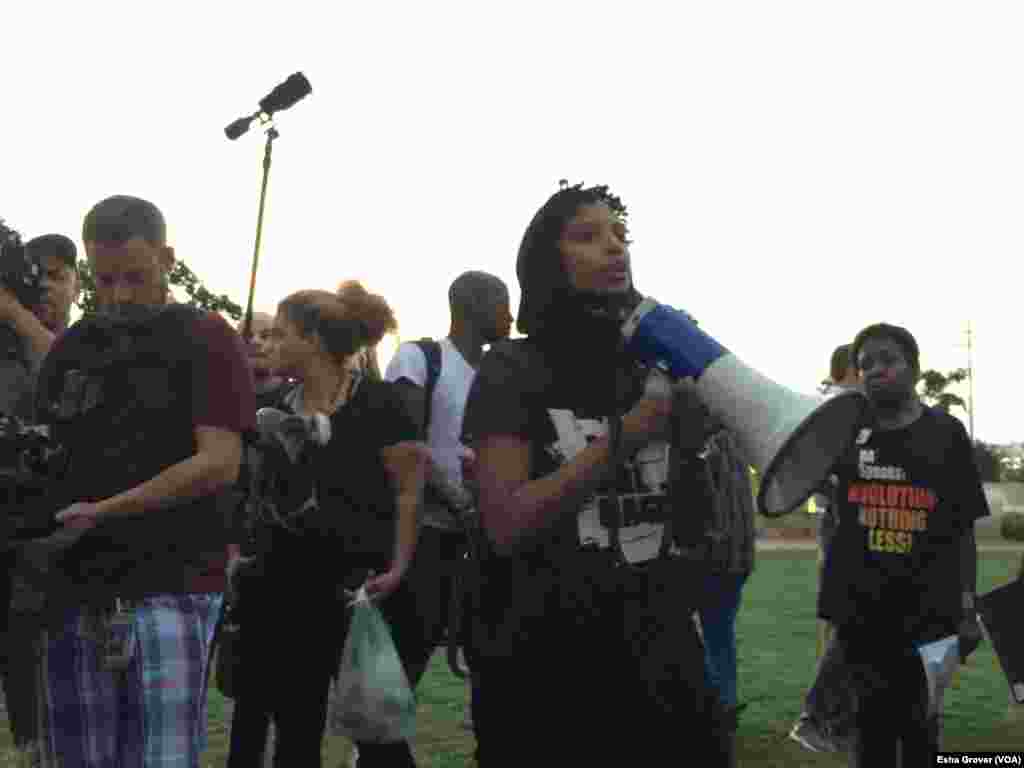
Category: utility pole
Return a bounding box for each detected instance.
[965,321,975,442]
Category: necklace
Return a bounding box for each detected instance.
[299,368,357,416]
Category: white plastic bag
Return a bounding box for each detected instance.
[329,588,416,743]
[917,635,959,719]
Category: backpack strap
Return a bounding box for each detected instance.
[412,339,442,439]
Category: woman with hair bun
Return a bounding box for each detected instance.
[226,283,431,768]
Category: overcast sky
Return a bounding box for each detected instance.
[4,1,1022,443]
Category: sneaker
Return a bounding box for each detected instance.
[788,714,840,753]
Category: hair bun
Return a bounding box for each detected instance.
[336,280,397,348]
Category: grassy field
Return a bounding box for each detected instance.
[2,548,1021,767]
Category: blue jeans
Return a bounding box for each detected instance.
[698,572,748,708]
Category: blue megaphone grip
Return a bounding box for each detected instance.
[625,303,728,380]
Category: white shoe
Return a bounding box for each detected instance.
[788,715,840,753]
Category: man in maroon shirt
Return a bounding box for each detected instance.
[29,195,255,767]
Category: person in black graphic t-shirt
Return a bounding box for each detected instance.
[818,323,989,766]
[461,183,729,768]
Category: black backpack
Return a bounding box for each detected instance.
[412,338,442,438]
[412,339,455,515]
[410,339,484,675]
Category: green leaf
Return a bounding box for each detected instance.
[75,258,242,323]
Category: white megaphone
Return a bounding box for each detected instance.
[621,297,869,517]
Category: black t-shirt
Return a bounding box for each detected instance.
[818,406,990,645]
[257,379,418,590]
[462,338,716,654]
[464,337,723,568]
[463,338,687,562]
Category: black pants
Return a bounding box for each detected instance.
[804,630,857,741]
[398,526,467,684]
[0,551,39,750]
[235,675,331,768]
[226,695,274,767]
[840,627,936,767]
[469,553,728,768]
[227,552,434,768]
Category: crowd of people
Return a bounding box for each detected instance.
[0,184,995,767]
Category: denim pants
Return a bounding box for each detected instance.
[697,572,748,708]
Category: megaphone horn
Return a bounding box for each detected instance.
[622,298,869,518]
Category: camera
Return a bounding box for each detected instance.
[0,414,54,481]
[0,219,45,310]
[0,413,61,545]
[0,220,45,363]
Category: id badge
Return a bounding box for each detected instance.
[104,600,137,672]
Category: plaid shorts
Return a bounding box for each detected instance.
[36,593,222,768]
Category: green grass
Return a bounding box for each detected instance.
[2,550,1021,767]
[733,549,1023,766]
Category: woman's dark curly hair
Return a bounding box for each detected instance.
[515,181,633,337]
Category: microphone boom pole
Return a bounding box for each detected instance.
[225,72,312,342]
[241,123,278,342]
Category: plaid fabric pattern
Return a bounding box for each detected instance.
[37,593,222,768]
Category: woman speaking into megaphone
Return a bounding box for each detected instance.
[460,182,732,767]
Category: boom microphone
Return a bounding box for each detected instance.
[224,72,313,140]
[258,72,312,115]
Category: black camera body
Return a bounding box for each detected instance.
[0,220,45,364]
[0,220,44,310]
[0,413,61,546]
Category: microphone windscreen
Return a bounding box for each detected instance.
[258,72,312,115]
[225,116,253,140]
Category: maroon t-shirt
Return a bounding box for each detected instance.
[185,311,257,593]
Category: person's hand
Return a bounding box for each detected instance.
[363,568,404,601]
[55,501,102,532]
[19,502,100,580]
[226,556,255,603]
[457,445,477,494]
[958,610,983,664]
[621,395,673,453]
[0,284,27,325]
